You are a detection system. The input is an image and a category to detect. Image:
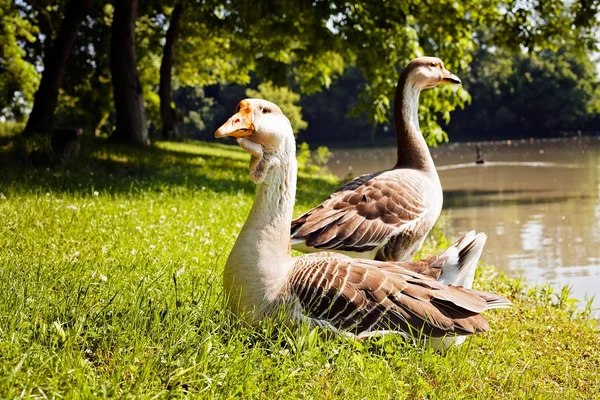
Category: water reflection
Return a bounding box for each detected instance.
[326,137,600,313]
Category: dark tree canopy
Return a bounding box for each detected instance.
[2,0,600,146]
[447,45,600,140]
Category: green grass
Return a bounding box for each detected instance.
[0,139,598,399]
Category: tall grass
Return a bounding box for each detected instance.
[0,140,598,398]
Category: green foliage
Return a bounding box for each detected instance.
[0,120,24,137]
[324,0,600,142]
[174,86,227,139]
[54,2,113,133]
[449,45,600,139]
[296,142,333,174]
[313,145,333,166]
[5,0,600,144]
[296,141,315,173]
[173,3,253,89]
[0,0,40,119]
[246,82,308,133]
[136,3,180,133]
[300,67,388,145]
[0,140,599,398]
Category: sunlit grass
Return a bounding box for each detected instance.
[0,139,598,398]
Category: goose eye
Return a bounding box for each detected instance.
[430,62,437,67]
[235,105,241,112]
[262,108,271,114]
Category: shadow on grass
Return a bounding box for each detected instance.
[0,138,340,208]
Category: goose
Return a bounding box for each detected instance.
[476,144,486,164]
[215,98,509,348]
[291,57,461,267]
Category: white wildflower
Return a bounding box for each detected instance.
[67,205,78,211]
[93,191,99,196]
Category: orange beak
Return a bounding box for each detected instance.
[441,68,461,84]
[215,102,254,138]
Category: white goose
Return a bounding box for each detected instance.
[291,57,460,266]
[215,99,509,347]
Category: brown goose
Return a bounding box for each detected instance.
[291,57,461,264]
[215,98,509,348]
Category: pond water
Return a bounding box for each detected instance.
[325,137,600,314]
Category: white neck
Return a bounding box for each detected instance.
[394,76,437,173]
[223,135,297,322]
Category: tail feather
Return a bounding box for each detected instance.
[468,288,512,309]
[438,231,487,289]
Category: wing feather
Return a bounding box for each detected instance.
[291,169,433,260]
[288,256,504,339]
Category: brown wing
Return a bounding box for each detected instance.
[381,255,445,280]
[291,170,429,254]
[287,256,507,339]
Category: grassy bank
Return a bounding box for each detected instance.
[0,140,598,399]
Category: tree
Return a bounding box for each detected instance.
[447,45,600,140]
[21,0,93,137]
[56,2,114,135]
[167,0,600,145]
[158,1,183,139]
[299,68,385,145]
[0,0,39,120]
[8,0,600,147]
[319,0,600,143]
[156,0,342,141]
[110,0,148,146]
[246,82,307,134]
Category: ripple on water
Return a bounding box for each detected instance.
[326,138,600,315]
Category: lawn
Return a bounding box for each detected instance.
[0,139,598,399]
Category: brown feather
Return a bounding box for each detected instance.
[287,256,507,339]
[291,169,432,261]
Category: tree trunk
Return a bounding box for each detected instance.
[159,1,184,140]
[109,0,149,146]
[22,0,93,138]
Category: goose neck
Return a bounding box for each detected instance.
[393,75,436,173]
[223,137,297,318]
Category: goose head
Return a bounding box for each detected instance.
[215,98,293,183]
[405,56,461,89]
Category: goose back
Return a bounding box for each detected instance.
[291,167,442,261]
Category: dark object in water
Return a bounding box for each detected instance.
[51,127,83,163]
[475,144,485,164]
